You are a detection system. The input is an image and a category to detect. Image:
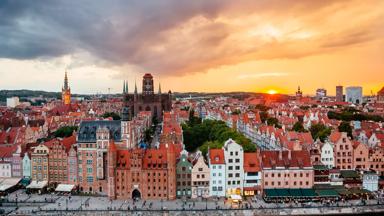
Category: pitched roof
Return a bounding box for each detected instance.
[261,150,312,169]
[378,86,384,95]
[77,120,121,143]
[0,145,17,158]
[209,148,225,164]
[244,152,261,172]
[329,131,342,143]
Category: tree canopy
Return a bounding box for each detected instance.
[182,117,256,156]
[328,109,383,122]
[102,112,121,120]
[292,121,306,132]
[54,126,78,138]
[338,121,353,138]
[309,123,331,142]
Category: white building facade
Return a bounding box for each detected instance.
[223,139,244,197]
[208,149,226,197]
[345,86,363,104]
[321,142,335,169]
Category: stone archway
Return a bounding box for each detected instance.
[132,189,141,200]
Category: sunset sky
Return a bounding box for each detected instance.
[0,0,383,95]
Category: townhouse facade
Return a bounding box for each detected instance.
[223,139,244,197]
[261,150,314,189]
[191,154,210,198]
[208,148,226,197]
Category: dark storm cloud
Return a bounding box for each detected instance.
[0,0,382,76]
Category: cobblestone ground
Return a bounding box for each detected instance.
[2,190,384,215]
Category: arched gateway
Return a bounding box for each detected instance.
[132,189,141,200]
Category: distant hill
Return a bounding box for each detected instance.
[0,90,90,102]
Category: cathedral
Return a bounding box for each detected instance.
[123,73,172,120]
[62,71,71,105]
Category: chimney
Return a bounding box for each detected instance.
[278,149,282,160]
[288,150,292,160]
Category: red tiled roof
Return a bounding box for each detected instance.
[143,148,168,168]
[0,145,17,158]
[329,131,342,143]
[378,86,384,95]
[209,149,225,164]
[243,152,261,172]
[261,150,312,169]
[62,135,76,152]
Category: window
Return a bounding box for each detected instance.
[87,176,93,183]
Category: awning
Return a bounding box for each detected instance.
[55,184,75,192]
[230,194,242,200]
[0,178,21,192]
[301,189,317,197]
[316,189,339,197]
[26,180,48,189]
[264,188,318,198]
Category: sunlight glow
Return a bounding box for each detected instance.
[267,89,278,95]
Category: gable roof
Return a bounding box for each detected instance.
[244,152,261,172]
[209,149,225,164]
[261,150,312,169]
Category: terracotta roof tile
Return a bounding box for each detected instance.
[209,149,225,164]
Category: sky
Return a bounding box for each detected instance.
[0,0,383,95]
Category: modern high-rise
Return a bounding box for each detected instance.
[345,86,363,104]
[316,88,327,99]
[336,85,343,102]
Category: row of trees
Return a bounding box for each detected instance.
[182,111,256,156]
[292,120,353,142]
[328,109,383,122]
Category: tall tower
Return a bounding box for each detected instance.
[142,73,154,96]
[336,85,343,102]
[295,86,303,100]
[62,70,71,105]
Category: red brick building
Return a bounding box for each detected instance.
[108,142,177,200]
[45,135,77,185]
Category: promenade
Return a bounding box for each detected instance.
[2,190,384,215]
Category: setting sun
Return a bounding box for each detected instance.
[267,89,278,95]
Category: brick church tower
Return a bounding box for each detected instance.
[62,70,71,105]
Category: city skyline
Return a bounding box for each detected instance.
[0,0,383,94]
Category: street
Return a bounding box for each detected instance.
[2,189,384,215]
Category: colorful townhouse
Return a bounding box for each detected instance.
[208,148,226,197]
[261,150,314,189]
[191,153,210,198]
[223,139,244,197]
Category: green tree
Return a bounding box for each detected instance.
[338,121,353,138]
[309,124,331,142]
[267,117,281,128]
[102,112,121,120]
[54,126,78,138]
[292,121,306,132]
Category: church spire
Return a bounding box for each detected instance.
[134,80,138,94]
[126,80,129,93]
[123,81,126,94]
[63,70,69,90]
[158,83,161,94]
